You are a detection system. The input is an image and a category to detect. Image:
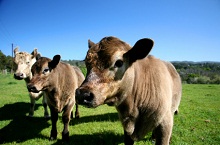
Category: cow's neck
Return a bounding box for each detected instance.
[24,75,32,84]
[114,66,135,107]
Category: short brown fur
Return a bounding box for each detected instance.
[76,36,181,145]
[28,55,84,141]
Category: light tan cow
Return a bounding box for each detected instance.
[13,48,50,118]
[27,55,85,141]
[76,36,182,145]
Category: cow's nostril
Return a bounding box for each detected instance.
[83,92,94,103]
[27,84,39,93]
[76,88,94,105]
[14,73,23,80]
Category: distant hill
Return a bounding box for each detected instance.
[1,49,220,84]
[62,59,85,67]
[63,59,220,84]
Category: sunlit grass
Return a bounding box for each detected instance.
[0,74,219,144]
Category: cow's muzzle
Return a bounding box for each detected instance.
[14,73,24,80]
[75,88,95,108]
[27,84,40,93]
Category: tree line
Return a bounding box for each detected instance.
[64,60,220,84]
[0,50,13,73]
[1,50,220,84]
[172,61,220,84]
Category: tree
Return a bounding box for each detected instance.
[0,50,13,72]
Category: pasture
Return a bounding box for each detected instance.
[0,74,219,145]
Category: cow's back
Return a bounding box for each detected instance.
[72,66,85,86]
[163,61,182,114]
[57,62,84,93]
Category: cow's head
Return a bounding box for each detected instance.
[13,48,40,80]
[76,36,154,108]
[27,55,60,93]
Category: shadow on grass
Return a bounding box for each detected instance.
[52,131,123,145]
[0,103,123,144]
[0,102,50,144]
[70,112,119,125]
[62,111,123,145]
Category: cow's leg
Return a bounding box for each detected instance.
[49,108,58,140]
[154,113,173,145]
[62,105,73,142]
[42,95,50,118]
[174,109,179,115]
[124,130,134,145]
[71,111,73,119]
[150,129,156,141]
[29,97,35,117]
[74,103,80,119]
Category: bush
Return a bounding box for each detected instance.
[210,75,220,84]
[196,76,210,84]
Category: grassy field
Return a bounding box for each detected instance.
[0,74,219,145]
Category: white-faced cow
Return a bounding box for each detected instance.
[76,36,182,145]
[27,55,85,141]
[13,48,50,118]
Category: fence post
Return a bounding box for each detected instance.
[2,69,7,75]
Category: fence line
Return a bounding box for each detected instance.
[1,69,14,75]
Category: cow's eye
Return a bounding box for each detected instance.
[43,67,50,74]
[114,60,123,68]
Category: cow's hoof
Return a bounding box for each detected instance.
[26,115,34,120]
[27,114,34,118]
[62,131,69,142]
[174,110,179,115]
[49,130,57,140]
[75,111,80,119]
[49,136,57,141]
[75,114,80,119]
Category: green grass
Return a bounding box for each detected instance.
[0,74,219,145]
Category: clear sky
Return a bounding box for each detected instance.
[0,0,220,62]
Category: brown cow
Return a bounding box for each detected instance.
[13,48,50,118]
[27,55,85,141]
[76,36,182,145]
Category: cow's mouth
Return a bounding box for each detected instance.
[104,97,117,106]
[27,84,40,93]
[81,101,96,108]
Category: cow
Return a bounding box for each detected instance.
[75,36,182,145]
[27,55,85,141]
[13,48,50,118]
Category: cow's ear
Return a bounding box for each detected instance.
[49,55,61,69]
[36,54,41,60]
[88,39,95,49]
[31,48,38,59]
[124,38,154,64]
[14,47,19,55]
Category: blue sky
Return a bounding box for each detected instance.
[0,0,220,61]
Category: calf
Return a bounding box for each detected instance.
[27,55,84,141]
[76,36,182,145]
[13,48,50,118]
